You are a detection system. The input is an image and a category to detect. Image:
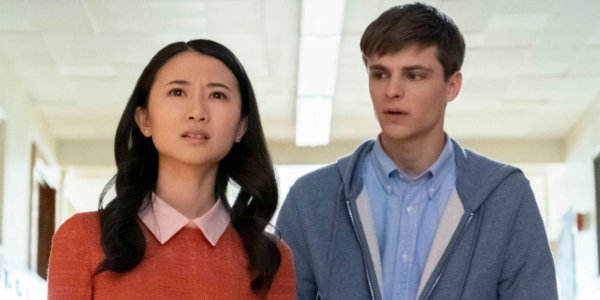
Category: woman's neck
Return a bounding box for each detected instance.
[154,158,218,219]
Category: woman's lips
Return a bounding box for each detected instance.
[181,129,210,144]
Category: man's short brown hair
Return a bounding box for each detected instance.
[360,2,465,80]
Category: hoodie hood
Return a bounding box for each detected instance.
[336,138,522,212]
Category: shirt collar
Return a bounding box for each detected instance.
[371,138,400,193]
[426,136,455,197]
[138,193,230,246]
[371,135,455,197]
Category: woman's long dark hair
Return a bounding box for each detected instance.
[96,39,280,293]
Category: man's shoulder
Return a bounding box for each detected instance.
[455,142,522,180]
[290,163,342,195]
[290,140,374,194]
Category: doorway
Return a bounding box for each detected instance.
[29,146,57,280]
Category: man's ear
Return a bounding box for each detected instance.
[445,71,463,103]
[134,106,151,137]
[235,117,248,143]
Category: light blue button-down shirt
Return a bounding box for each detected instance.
[362,137,456,300]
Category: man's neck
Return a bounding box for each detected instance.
[379,132,447,177]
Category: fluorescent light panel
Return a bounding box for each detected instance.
[295,0,345,146]
[295,96,333,146]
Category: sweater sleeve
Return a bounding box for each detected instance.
[47,213,94,300]
[266,240,297,299]
[497,179,558,299]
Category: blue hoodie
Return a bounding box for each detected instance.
[277,139,558,300]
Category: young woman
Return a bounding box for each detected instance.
[48,39,296,299]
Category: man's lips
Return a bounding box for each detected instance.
[384,108,408,115]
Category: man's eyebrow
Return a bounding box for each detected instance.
[367,64,388,72]
[402,65,434,72]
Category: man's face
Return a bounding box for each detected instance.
[366,45,462,146]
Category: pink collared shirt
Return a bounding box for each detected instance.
[138,193,230,246]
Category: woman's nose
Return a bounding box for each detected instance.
[187,98,209,122]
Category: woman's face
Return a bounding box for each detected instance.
[135,51,247,169]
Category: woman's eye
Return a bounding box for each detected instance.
[168,88,185,96]
[210,92,227,99]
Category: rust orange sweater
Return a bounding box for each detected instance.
[48,212,296,299]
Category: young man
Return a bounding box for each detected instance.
[277,3,558,300]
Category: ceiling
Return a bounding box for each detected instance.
[1,0,600,152]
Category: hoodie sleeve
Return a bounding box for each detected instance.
[277,187,319,300]
[497,180,558,299]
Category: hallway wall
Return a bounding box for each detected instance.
[0,61,58,270]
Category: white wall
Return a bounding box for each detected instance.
[559,96,600,299]
[0,61,58,270]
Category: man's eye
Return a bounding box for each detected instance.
[168,88,185,96]
[371,72,386,79]
[408,73,424,80]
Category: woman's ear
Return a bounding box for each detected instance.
[134,106,152,137]
[235,117,248,143]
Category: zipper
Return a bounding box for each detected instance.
[346,199,377,300]
[422,212,475,300]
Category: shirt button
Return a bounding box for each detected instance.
[385,185,392,194]
[401,251,410,262]
[407,206,414,214]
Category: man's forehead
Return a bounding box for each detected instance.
[367,46,440,67]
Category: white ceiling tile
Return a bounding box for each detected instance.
[205,0,262,34]
[481,32,536,48]
[463,47,531,78]
[343,0,385,35]
[440,0,499,33]
[152,17,209,36]
[58,64,116,78]
[504,76,563,102]
[265,36,298,79]
[146,0,206,16]
[44,33,109,64]
[330,115,379,140]
[567,46,600,76]
[0,33,54,63]
[68,77,130,105]
[96,35,162,64]
[494,0,556,15]
[486,13,550,34]
[9,62,73,103]
[519,46,577,76]
[0,0,598,143]
[463,32,487,48]
[211,33,269,78]
[0,0,38,32]
[334,34,370,114]
[553,77,600,103]
[459,76,511,102]
[82,0,150,33]
[505,76,600,105]
[28,0,95,33]
[264,0,300,35]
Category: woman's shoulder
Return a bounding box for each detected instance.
[277,238,292,255]
[55,211,101,240]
